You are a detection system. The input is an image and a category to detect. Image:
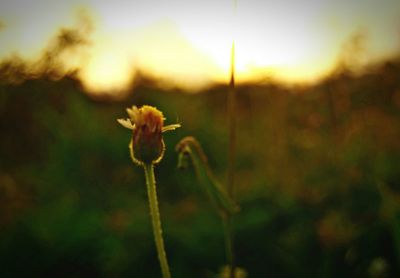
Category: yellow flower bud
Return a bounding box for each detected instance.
[118,105,180,165]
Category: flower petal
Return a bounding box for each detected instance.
[162,123,181,132]
[117,118,135,130]
[126,106,139,121]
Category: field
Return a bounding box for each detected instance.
[1,56,400,277]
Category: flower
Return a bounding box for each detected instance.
[118,105,180,165]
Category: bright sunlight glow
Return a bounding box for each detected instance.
[0,0,399,94]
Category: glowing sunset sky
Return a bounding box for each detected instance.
[0,0,399,94]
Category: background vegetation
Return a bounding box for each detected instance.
[1,54,400,277]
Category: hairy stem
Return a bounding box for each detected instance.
[143,163,171,278]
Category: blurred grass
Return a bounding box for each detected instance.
[1,58,400,277]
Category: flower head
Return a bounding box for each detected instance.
[118,105,180,165]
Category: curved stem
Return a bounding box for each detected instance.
[176,137,238,276]
[143,163,171,278]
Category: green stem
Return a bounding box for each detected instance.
[227,27,236,278]
[223,215,234,277]
[143,163,171,278]
[176,137,238,276]
[228,42,236,199]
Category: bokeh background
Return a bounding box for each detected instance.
[1,0,400,277]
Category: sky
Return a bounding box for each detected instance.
[0,0,399,95]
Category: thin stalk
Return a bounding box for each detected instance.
[223,215,234,274]
[226,4,238,276]
[228,41,236,198]
[143,163,171,278]
[226,40,236,278]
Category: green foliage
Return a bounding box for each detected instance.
[1,58,400,276]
